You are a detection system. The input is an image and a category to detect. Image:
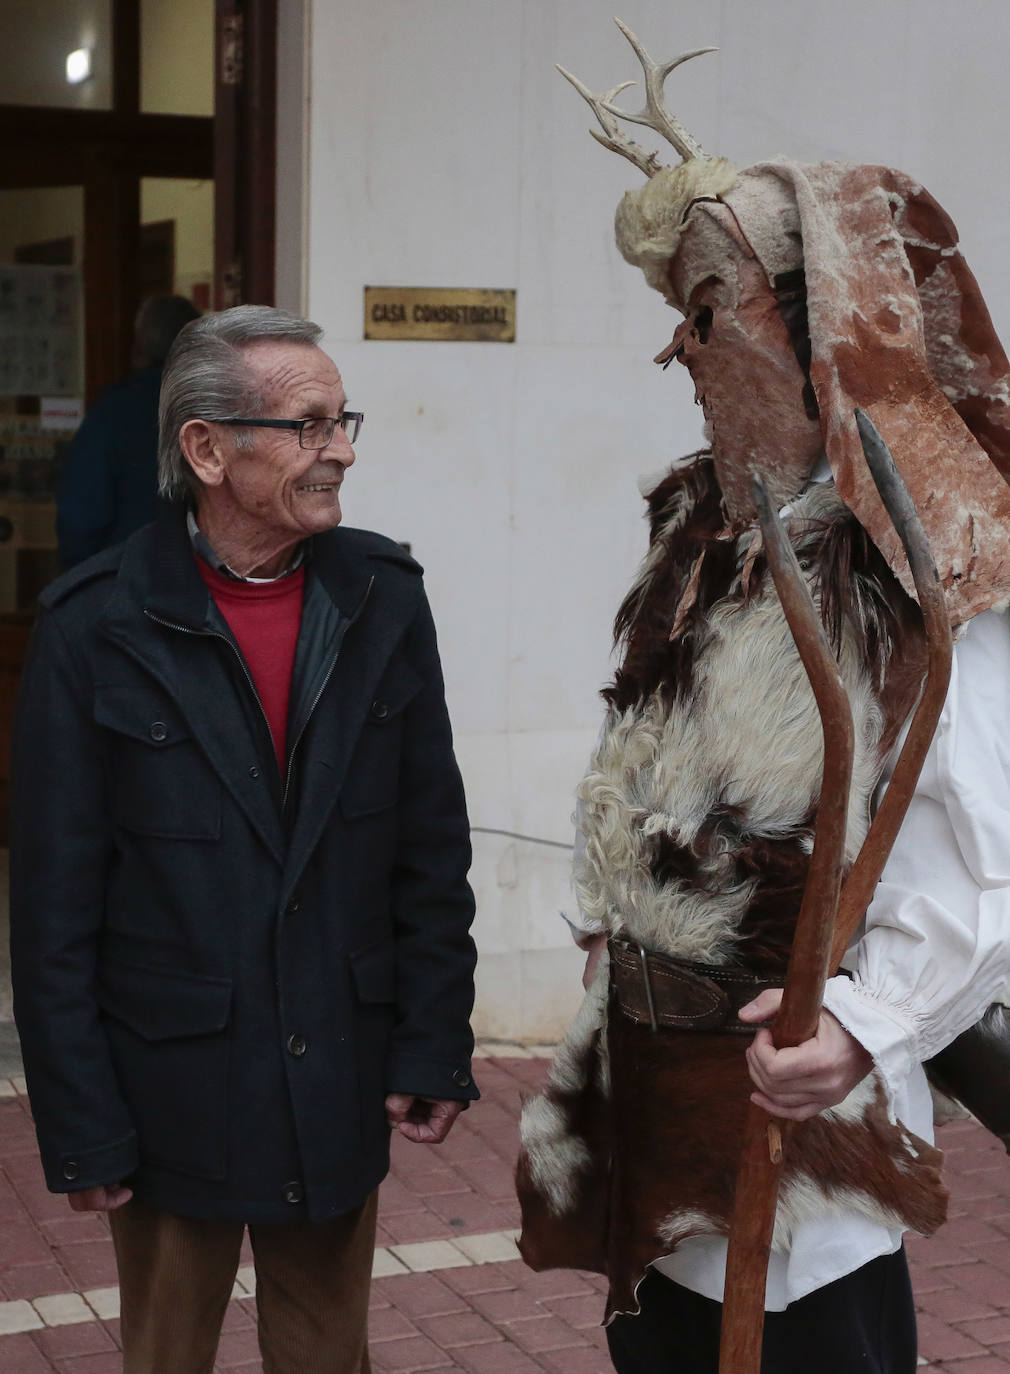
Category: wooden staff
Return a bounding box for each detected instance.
[717,473,855,1374]
[718,412,953,1373]
[828,411,954,969]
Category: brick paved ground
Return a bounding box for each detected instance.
[0,1052,1008,1372]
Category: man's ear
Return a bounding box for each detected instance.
[180,419,226,488]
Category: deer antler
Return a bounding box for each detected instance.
[555,67,665,178]
[605,19,716,162]
[558,18,716,175]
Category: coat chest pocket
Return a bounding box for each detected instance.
[94,686,222,840]
[98,959,232,1181]
[340,659,423,819]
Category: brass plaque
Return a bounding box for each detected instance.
[364,287,515,343]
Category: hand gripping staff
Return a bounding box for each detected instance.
[717,411,953,1374]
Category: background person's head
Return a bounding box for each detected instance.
[131,295,202,370]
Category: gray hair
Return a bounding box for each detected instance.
[157,304,324,500]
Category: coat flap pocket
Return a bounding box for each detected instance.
[338,659,424,821]
[367,659,423,725]
[94,686,192,748]
[98,960,232,1041]
[349,943,397,1003]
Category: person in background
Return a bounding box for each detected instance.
[56,294,200,567]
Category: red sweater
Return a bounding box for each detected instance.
[197,559,306,775]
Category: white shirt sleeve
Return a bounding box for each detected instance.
[823,607,1010,1115]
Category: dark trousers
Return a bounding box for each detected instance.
[606,1248,917,1374]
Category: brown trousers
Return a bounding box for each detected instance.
[109,1192,377,1374]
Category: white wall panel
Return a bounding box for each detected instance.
[301,0,1010,1041]
[326,338,516,738]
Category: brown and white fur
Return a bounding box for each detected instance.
[517,453,946,1317]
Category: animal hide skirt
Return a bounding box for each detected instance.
[516,954,948,1320]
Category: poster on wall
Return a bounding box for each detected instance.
[0,266,81,396]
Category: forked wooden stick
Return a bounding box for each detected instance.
[718,413,952,1372]
[717,474,855,1374]
[828,411,953,970]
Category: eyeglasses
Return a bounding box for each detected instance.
[211,413,364,448]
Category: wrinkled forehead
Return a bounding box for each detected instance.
[243,340,344,410]
[671,183,805,314]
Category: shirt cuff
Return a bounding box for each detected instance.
[821,974,918,1118]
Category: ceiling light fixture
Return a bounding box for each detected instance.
[65,49,92,84]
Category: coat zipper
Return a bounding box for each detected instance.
[280,575,375,809]
[145,573,375,813]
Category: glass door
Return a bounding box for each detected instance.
[0,184,84,611]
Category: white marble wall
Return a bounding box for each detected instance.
[288,0,1010,1041]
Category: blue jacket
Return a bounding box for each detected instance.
[11,506,478,1222]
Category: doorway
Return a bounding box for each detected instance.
[0,0,278,833]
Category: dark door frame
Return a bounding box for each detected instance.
[216,0,277,310]
[0,0,277,402]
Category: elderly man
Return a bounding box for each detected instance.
[11,305,478,1374]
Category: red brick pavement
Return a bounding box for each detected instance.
[0,1056,1008,1371]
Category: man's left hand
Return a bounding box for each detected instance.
[385,1094,464,1144]
[738,988,873,1121]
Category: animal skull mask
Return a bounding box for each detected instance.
[562,22,1010,624]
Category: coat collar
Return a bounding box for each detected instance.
[109,503,376,631]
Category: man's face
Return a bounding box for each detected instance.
[215,340,355,541]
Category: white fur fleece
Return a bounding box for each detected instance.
[519,956,610,1217]
[575,486,887,964]
[656,1178,907,1259]
[615,158,739,302]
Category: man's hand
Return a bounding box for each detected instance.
[67,1184,133,1213]
[385,1094,464,1144]
[738,988,873,1121]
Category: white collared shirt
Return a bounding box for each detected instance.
[186,510,305,583]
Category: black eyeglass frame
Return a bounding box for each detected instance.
[211,413,364,448]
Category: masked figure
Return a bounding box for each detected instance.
[517,23,1010,1374]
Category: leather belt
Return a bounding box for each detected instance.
[609,938,783,1034]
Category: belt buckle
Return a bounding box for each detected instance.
[638,944,659,1033]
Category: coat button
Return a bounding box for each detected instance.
[451,1069,471,1088]
[370,700,390,721]
[282,1180,304,1204]
[249,765,260,779]
[149,722,168,742]
[62,1160,80,1182]
[286,1033,307,1057]
[286,897,301,915]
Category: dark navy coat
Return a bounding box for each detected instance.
[56,365,164,568]
[11,507,478,1222]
